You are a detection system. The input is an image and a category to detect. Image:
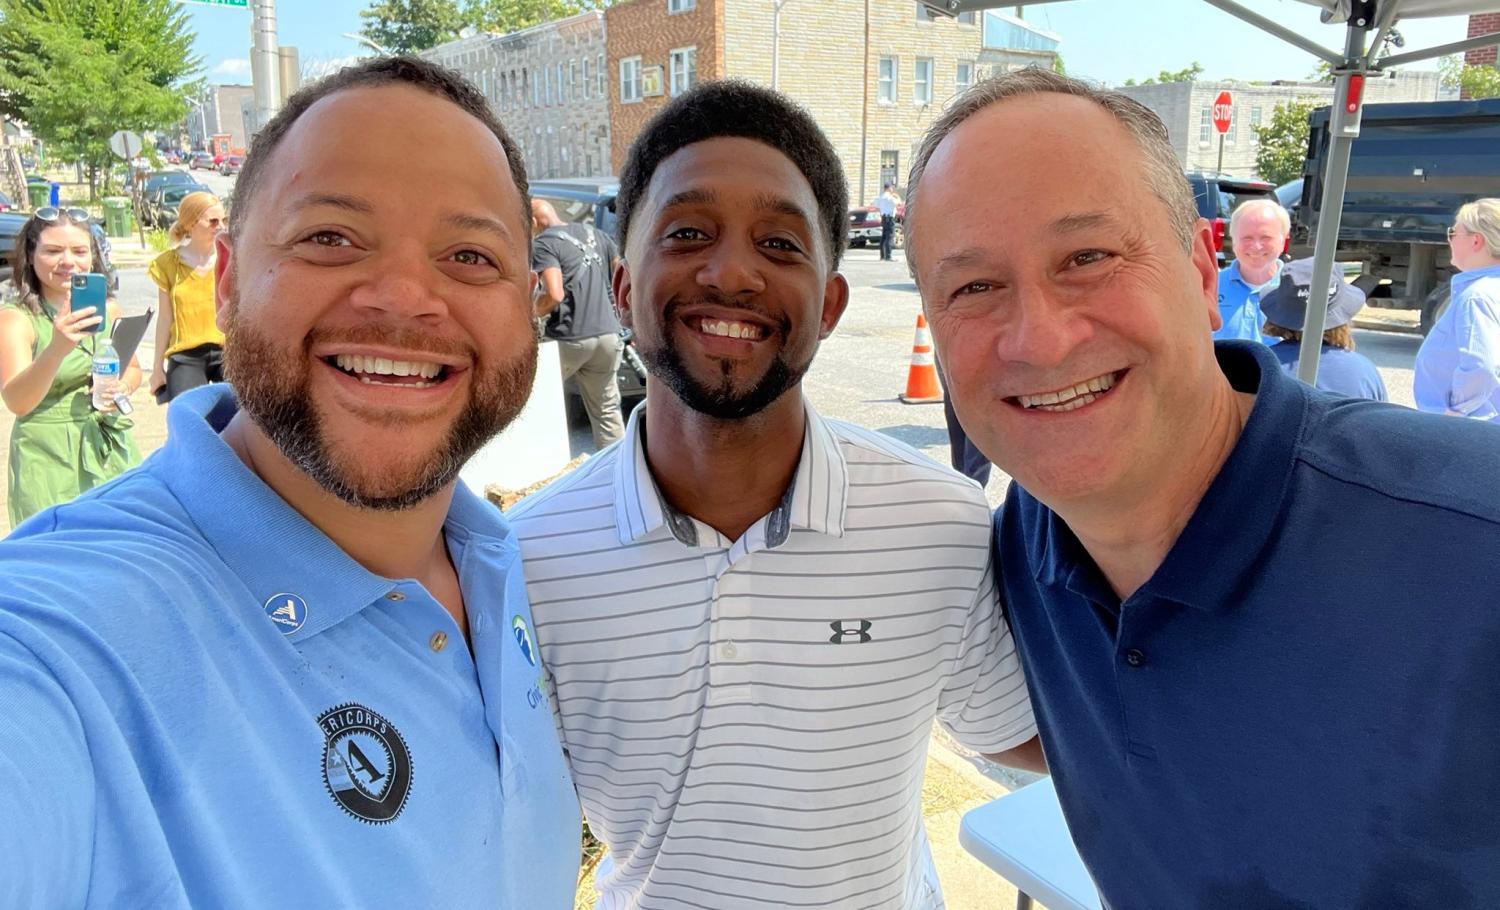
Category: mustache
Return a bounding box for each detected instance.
[662,291,791,337]
[301,323,477,360]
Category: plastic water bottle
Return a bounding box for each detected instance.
[91,340,120,411]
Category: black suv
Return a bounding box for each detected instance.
[1186,171,1278,264]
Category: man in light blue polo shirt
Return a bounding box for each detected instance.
[907,68,1500,908]
[1215,198,1288,344]
[0,57,579,908]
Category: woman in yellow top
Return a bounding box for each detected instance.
[148,191,227,401]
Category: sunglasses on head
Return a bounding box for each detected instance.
[35,207,91,225]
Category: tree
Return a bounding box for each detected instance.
[465,0,614,34]
[0,0,200,199]
[1123,62,1204,86]
[1254,99,1316,185]
[1051,53,1065,76]
[359,0,463,54]
[1439,54,1500,100]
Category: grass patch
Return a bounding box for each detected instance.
[146,229,172,253]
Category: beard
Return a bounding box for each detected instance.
[637,292,810,420]
[222,300,537,512]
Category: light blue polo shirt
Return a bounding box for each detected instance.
[1215,260,1281,344]
[0,384,580,908]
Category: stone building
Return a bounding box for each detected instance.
[422,11,612,180]
[185,84,255,153]
[604,0,1058,203]
[1116,70,1440,179]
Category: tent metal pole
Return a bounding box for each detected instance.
[1199,0,1343,66]
[1380,30,1500,68]
[1361,1,1401,69]
[1298,26,1367,387]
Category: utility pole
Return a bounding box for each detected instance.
[250,0,281,131]
[771,0,793,90]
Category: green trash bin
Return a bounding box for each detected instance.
[27,182,50,210]
[102,197,133,238]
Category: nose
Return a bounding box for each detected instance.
[346,243,450,321]
[995,282,1089,369]
[696,235,766,298]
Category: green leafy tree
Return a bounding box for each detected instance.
[1051,53,1065,76]
[1123,61,1204,86]
[0,0,199,199]
[1439,54,1500,100]
[359,0,463,54]
[1253,99,1316,185]
[464,0,614,34]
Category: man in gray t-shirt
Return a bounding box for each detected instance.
[531,199,625,447]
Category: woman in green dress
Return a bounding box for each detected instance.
[0,209,142,528]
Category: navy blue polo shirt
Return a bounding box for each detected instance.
[996,341,1500,909]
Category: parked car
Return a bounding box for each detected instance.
[150,182,212,228]
[848,203,905,249]
[524,178,645,424]
[1185,171,1278,264]
[0,212,118,293]
[218,155,245,176]
[0,191,13,213]
[188,151,215,171]
[134,170,197,222]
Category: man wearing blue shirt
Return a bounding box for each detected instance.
[0,57,580,908]
[905,68,1500,908]
[1215,198,1288,344]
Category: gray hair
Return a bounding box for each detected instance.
[1456,198,1500,258]
[905,67,1197,276]
[1228,198,1291,236]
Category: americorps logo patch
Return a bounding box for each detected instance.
[512,614,537,667]
[318,703,412,824]
[264,593,307,634]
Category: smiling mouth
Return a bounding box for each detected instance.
[1011,370,1123,413]
[325,354,451,389]
[691,316,767,341]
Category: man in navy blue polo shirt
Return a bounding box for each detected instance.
[904,68,1500,908]
[0,58,580,907]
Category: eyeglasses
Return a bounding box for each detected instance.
[35,207,91,225]
[203,217,225,228]
[1448,226,1472,240]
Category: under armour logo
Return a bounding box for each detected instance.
[829,620,873,644]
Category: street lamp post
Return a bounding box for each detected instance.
[341,33,392,56]
[771,0,792,90]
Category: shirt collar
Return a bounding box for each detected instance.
[154,384,515,641]
[1028,341,1307,614]
[1224,258,1283,291]
[612,399,849,546]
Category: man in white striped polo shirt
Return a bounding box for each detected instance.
[510,81,1043,910]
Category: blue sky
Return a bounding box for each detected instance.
[185,0,1475,87]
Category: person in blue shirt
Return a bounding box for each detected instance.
[905,67,1500,908]
[0,57,580,908]
[1414,198,1500,420]
[1258,256,1387,401]
[1215,198,1288,344]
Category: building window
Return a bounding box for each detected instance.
[580,57,590,99]
[878,56,897,103]
[1198,107,1211,145]
[914,58,933,104]
[880,150,899,190]
[957,9,976,24]
[668,0,694,11]
[955,60,974,93]
[597,53,606,97]
[669,47,697,96]
[558,62,567,104]
[621,56,643,103]
[1250,106,1262,144]
[545,65,553,105]
[570,60,578,100]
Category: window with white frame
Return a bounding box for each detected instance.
[570,60,578,100]
[597,53,606,97]
[955,60,974,93]
[668,0,694,12]
[878,56,897,103]
[914,57,933,104]
[620,56,643,103]
[1199,108,1211,145]
[545,64,553,105]
[558,62,567,103]
[669,47,697,96]
[1250,106,1262,144]
[581,56,590,99]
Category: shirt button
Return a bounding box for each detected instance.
[430,631,449,652]
[720,642,737,659]
[1124,648,1146,668]
[386,591,406,602]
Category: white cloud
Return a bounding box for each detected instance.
[212,58,252,78]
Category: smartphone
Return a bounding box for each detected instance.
[70,273,108,334]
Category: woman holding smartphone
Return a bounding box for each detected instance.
[0,208,141,527]
[147,191,226,401]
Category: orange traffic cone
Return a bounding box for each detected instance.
[899,313,944,404]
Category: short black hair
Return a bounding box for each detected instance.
[616,80,848,269]
[231,55,529,239]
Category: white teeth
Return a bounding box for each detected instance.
[334,353,444,380]
[699,319,762,340]
[1017,371,1119,410]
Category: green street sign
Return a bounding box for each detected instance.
[181,0,249,7]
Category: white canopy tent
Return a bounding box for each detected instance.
[921,0,1500,382]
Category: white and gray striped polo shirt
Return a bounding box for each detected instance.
[509,403,1035,910]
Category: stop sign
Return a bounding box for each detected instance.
[1212,91,1234,134]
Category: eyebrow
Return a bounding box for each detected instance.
[289,192,375,215]
[1049,211,1119,234]
[443,213,514,243]
[660,188,812,225]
